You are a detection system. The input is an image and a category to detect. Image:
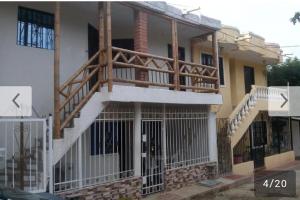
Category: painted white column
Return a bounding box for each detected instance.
[134,103,141,176]
[162,104,167,165]
[78,135,83,187]
[48,115,53,193]
[208,112,218,162]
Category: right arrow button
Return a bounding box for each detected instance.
[280,93,288,108]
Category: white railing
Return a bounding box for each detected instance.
[164,106,210,169]
[0,117,51,193]
[53,103,211,194]
[228,86,286,134]
[54,104,135,192]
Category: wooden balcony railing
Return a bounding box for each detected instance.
[58,50,104,131]
[101,47,219,92]
[178,60,218,92]
[57,47,219,136]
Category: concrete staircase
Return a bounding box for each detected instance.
[53,92,106,165]
[228,86,284,148]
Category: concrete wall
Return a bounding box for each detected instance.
[0,2,97,117]
[264,151,295,170]
[232,161,254,176]
[229,59,267,108]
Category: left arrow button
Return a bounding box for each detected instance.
[12,93,20,108]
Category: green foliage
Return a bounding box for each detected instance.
[291,12,300,25]
[267,58,300,86]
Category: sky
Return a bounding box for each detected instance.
[166,0,300,59]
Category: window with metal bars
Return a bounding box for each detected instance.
[17,6,54,50]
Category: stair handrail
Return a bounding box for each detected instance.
[228,85,286,135]
[228,86,261,134]
[58,50,105,132]
[229,86,258,121]
[59,51,100,93]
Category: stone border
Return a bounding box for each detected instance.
[56,177,142,200]
[164,163,217,191]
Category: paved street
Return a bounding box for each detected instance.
[196,165,300,200]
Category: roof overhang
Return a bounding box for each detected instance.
[124,1,221,31]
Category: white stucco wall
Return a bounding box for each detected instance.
[0,2,200,117]
[0,2,96,117]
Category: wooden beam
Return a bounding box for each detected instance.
[212,32,220,92]
[54,2,61,139]
[105,2,113,92]
[172,19,179,90]
[98,2,105,91]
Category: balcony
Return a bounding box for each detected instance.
[53,1,222,137]
[98,46,219,93]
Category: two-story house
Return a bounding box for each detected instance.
[0,1,223,199]
[193,25,296,176]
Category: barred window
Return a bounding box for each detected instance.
[17,6,54,50]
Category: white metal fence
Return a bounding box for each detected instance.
[54,103,211,195]
[54,104,135,192]
[165,106,210,169]
[140,104,210,195]
[0,117,51,193]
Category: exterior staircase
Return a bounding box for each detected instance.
[53,50,107,165]
[228,86,284,148]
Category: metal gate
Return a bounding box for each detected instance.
[0,117,51,193]
[141,120,164,195]
[250,121,267,169]
[217,118,232,176]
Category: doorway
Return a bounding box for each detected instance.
[244,66,255,93]
[88,23,135,85]
[168,44,186,90]
[141,120,164,195]
[88,24,99,87]
[250,121,267,168]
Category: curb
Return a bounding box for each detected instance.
[186,175,252,200]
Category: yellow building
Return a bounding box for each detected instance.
[193,25,295,175]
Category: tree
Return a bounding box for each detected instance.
[291,12,300,25]
[267,58,300,86]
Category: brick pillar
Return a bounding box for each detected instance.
[134,10,148,85]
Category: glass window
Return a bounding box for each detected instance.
[17,6,54,50]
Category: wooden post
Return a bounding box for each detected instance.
[98,2,105,91]
[190,39,196,91]
[172,20,179,90]
[105,2,113,92]
[212,32,220,92]
[54,2,61,138]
